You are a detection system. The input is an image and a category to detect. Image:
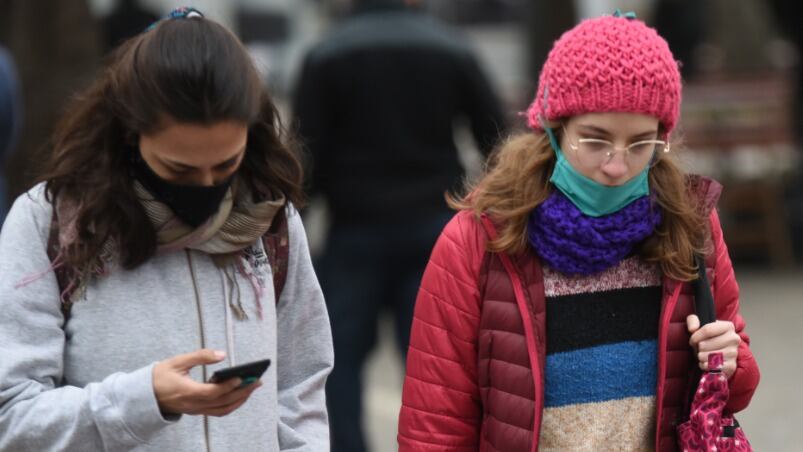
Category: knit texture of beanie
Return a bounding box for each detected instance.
[526,13,681,135]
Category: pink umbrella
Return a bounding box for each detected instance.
[678,352,752,451]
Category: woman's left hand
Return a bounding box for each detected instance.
[686,314,740,378]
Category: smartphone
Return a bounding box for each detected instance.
[208,358,271,386]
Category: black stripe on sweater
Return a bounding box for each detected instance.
[546,286,662,354]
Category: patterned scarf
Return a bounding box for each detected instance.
[133,179,283,257]
[45,179,284,317]
[528,190,662,275]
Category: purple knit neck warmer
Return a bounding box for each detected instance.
[528,190,662,275]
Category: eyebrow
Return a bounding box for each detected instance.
[162,146,246,171]
[576,124,658,140]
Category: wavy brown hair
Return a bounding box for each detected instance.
[38,15,304,272]
[449,125,707,281]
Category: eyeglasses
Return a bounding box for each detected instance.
[562,126,670,169]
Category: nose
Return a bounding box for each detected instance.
[600,150,629,182]
[197,172,216,187]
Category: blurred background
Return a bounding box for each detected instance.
[1,0,801,450]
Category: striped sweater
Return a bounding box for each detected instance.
[538,255,663,451]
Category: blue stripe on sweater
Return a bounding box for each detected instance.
[544,339,657,407]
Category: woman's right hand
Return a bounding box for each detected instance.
[153,349,263,417]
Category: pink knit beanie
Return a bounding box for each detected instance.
[526,12,681,135]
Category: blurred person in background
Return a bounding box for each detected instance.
[652,0,704,79]
[769,0,803,143]
[769,0,803,261]
[399,11,760,451]
[525,0,576,88]
[293,0,505,450]
[0,8,332,451]
[0,46,22,225]
[102,0,160,53]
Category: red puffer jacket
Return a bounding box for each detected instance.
[398,181,760,452]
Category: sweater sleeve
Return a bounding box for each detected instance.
[398,212,484,451]
[275,206,334,451]
[0,186,175,451]
[708,209,760,412]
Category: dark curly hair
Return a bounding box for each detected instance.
[38,14,304,272]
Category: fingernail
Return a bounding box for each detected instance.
[214,351,226,359]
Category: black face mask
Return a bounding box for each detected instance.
[130,149,233,228]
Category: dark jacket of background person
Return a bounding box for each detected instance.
[293,1,505,225]
[0,47,22,225]
[769,0,803,261]
[293,2,505,451]
[102,0,159,53]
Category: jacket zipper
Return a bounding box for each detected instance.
[186,250,212,452]
[481,216,543,452]
[654,278,683,451]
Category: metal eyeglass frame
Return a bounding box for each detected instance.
[561,125,671,167]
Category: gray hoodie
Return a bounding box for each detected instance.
[0,183,334,451]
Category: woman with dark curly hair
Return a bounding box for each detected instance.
[0,8,332,451]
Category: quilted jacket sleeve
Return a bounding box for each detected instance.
[708,209,760,412]
[398,212,485,451]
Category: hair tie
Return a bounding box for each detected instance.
[146,6,204,31]
[167,6,204,20]
[612,8,637,19]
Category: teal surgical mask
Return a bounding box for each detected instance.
[544,125,650,217]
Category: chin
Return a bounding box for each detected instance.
[596,179,626,187]
[595,174,632,187]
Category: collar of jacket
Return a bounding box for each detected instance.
[687,174,723,217]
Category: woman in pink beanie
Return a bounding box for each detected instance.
[398,11,759,451]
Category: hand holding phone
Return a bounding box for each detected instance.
[153,349,266,417]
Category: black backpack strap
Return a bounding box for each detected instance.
[262,205,290,304]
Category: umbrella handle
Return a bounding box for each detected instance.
[692,253,717,326]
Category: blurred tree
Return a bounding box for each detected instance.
[0,47,22,224]
[0,0,101,201]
